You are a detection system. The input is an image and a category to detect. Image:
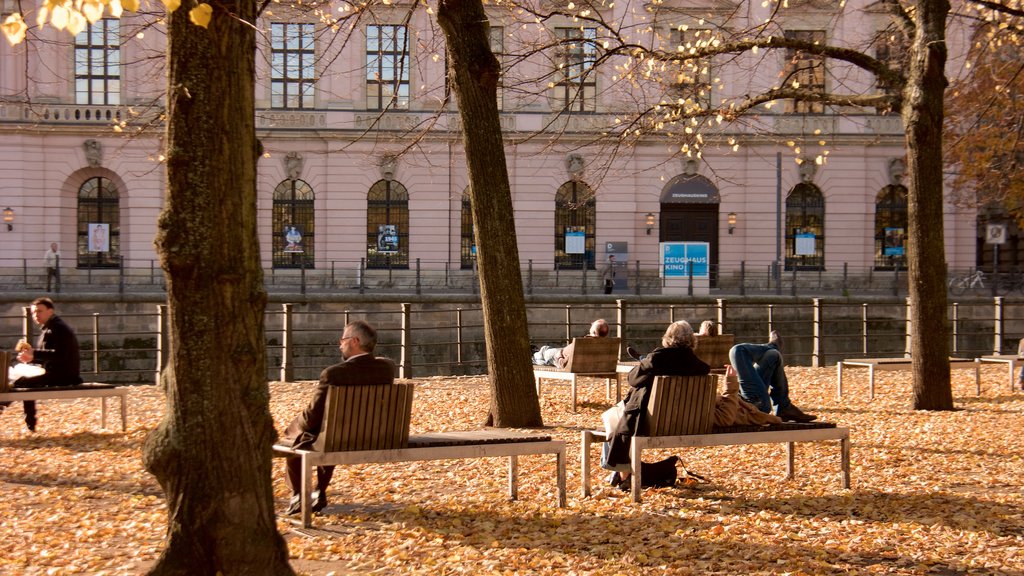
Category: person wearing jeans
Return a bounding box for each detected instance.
[728,331,816,423]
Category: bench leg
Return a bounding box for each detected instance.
[868,365,875,400]
[101,396,109,429]
[581,431,593,497]
[840,436,851,489]
[508,455,519,501]
[786,442,795,480]
[556,449,567,508]
[974,359,980,396]
[629,438,642,503]
[301,455,313,528]
[535,376,542,399]
[120,393,128,431]
[836,362,844,399]
[570,375,577,413]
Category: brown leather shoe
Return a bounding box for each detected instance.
[776,404,816,423]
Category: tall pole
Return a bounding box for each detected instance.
[776,152,782,289]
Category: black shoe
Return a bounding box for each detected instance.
[284,494,302,516]
[311,490,328,513]
[776,404,816,423]
[626,346,641,361]
[768,330,783,352]
[26,418,36,432]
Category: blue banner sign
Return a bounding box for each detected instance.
[661,242,709,278]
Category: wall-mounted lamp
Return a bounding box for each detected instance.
[2,207,13,231]
[645,212,655,235]
[727,212,737,235]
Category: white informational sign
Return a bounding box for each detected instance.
[987,224,1008,245]
[795,233,816,256]
[565,228,586,254]
[88,223,109,253]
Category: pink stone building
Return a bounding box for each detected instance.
[0,1,981,287]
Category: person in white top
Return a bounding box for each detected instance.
[43,243,60,292]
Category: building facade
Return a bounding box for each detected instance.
[0,0,980,286]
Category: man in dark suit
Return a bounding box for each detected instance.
[279,320,396,516]
[1,297,82,432]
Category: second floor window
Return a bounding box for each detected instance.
[75,19,120,105]
[271,23,316,109]
[554,27,597,112]
[783,30,825,114]
[668,28,713,109]
[366,25,409,110]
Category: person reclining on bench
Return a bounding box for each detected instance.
[532,318,609,367]
[278,319,397,516]
[728,331,816,423]
[1,297,82,432]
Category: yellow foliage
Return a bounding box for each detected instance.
[1,13,27,45]
[189,3,212,28]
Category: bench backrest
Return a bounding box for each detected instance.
[695,334,735,369]
[642,374,719,436]
[313,382,415,452]
[564,337,622,373]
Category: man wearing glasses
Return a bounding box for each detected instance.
[278,320,396,516]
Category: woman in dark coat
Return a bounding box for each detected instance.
[601,320,710,483]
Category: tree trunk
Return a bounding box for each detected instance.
[903,0,955,410]
[436,0,544,427]
[141,3,295,574]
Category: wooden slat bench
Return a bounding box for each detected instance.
[0,384,129,431]
[273,382,567,527]
[580,374,850,502]
[533,337,621,411]
[836,357,980,399]
[615,334,735,378]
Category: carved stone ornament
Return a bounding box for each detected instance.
[380,155,397,181]
[566,153,585,180]
[284,152,304,181]
[83,139,102,168]
[798,157,817,183]
[888,157,906,186]
[683,156,700,176]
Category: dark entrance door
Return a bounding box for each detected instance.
[660,204,720,286]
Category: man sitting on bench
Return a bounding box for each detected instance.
[532,318,609,367]
[1,297,82,432]
[278,320,397,516]
[729,331,816,423]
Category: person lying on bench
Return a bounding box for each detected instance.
[278,320,397,516]
[532,318,609,367]
[1,297,82,432]
[728,331,816,423]
[602,320,709,490]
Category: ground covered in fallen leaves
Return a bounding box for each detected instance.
[1,366,1022,575]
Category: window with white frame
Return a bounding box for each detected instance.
[271,23,316,109]
[366,24,410,110]
[75,19,120,105]
[553,27,597,112]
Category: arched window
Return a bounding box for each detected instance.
[461,189,475,269]
[555,180,596,270]
[272,179,315,269]
[874,185,907,270]
[77,176,120,268]
[785,183,824,270]
[366,179,409,269]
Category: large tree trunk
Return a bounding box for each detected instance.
[141,2,295,574]
[437,0,543,427]
[903,0,955,410]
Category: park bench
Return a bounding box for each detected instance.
[272,382,567,528]
[580,374,850,502]
[0,384,129,431]
[615,333,736,380]
[533,337,622,411]
[836,357,980,399]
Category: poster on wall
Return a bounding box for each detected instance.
[604,241,629,290]
[565,227,586,254]
[377,224,399,254]
[88,223,109,253]
[883,227,905,256]
[795,232,816,256]
[283,226,304,253]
